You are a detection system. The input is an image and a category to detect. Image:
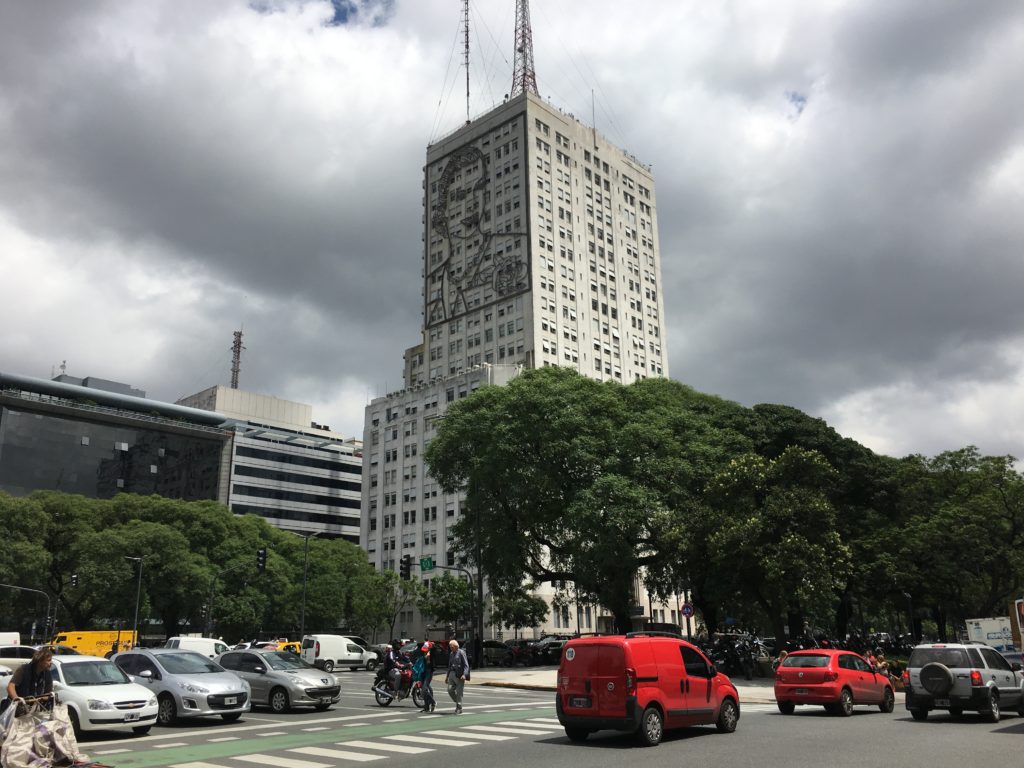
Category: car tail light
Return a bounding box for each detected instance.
[625,667,636,692]
[902,670,909,685]
[315,641,320,657]
[970,670,983,687]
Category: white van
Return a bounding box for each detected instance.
[164,636,231,659]
[301,634,377,672]
[0,632,20,646]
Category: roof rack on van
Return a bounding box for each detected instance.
[573,632,609,638]
[625,631,684,639]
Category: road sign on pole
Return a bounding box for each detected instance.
[420,557,435,572]
[681,602,694,617]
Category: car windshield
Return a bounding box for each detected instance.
[62,660,130,686]
[909,647,971,668]
[262,652,310,671]
[158,653,224,674]
[781,654,830,668]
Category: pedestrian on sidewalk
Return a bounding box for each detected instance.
[446,639,470,714]
[418,641,436,713]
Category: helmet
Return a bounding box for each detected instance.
[422,641,433,652]
[391,639,402,649]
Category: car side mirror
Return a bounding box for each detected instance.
[253,665,266,674]
[137,669,153,679]
[1012,662,1022,672]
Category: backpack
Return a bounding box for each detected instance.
[412,655,425,682]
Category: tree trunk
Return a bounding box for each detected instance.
[787,609,805,642]
[834,589,851,640]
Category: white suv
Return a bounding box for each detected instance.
[904,642,1024,722]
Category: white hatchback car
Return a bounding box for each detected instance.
[51,655,158,735]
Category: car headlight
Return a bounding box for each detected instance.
[177,681,209,694]
[146,695,157,707]
[87,699,114,711]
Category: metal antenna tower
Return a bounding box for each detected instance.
[510,0,539,97]
[230,329,245,389]
[463,0,471,123]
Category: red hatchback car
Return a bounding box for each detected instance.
[557,633,740,746]
[774,649,895,716]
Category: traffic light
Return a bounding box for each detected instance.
[70,574,79,588]
[399,554,412,580]
[256,547,267,573]
[200,604,208,619]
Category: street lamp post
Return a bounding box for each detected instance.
[297,532,319,641]
[903,592,916,643]
[125,557,144,647]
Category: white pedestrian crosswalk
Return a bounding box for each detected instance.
[170,716,564,768]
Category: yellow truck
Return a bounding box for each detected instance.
[50,629,137,657]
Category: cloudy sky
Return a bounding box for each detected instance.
[1,0,1022,460]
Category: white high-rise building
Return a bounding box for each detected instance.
[361,90,672,641]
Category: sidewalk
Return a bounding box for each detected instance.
[468,665,780,704]
[468,665,906,707]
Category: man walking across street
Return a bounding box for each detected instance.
[446,639,470,714]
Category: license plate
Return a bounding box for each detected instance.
[320,697,332,704]
[224,697,237,705]
[123,712,140,722]
[794,688,808,695]
[935,699,950,707]
[569,696,591,708]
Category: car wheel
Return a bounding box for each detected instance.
[564,727,589,742]
[157,694,178,726]
[322,660,334,673]
[777,701,795,715]
[716,698,739,733]
[270,687,290,714]
[132,725,152,735]
[985,691,1000,724]
[838,688,854,717]
[635,706,663,747]
[68,708,82,736]
[879,687,895,714]
[366,659,378,672]
[221,712,242,722]
[910,708,928,721]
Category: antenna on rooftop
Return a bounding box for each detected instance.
[463,0,471,123]
[510,0,539,97]
[230,329,245,389]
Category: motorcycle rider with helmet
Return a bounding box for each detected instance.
[384,639,409,692]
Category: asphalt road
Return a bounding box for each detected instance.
[73,669,1023,768]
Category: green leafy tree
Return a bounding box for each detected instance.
[489,588,548,638]
[426,367,750,632]
[702,447,851,641]
[417,572,473,632]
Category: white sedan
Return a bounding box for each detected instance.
[51,655,158,736]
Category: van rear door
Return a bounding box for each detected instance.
[560,642,627,717]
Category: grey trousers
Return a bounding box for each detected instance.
[447,675,465,706]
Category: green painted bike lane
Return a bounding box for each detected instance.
[103,706,557,768]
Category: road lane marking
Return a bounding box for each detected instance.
[462,724,552,735]
[154,742,190,749]
[423,728,515,741]
[209,737,241,742]
[94,748,132,754]
[382,718,404,723]
[289,746,385,762]
[343,722,370,727]
[495,720,562,729]
[302,727,330,731]
[172,763,229,768]
[340,740,434,754]
[384,734,478,747]
[526,717,561,723]
[232,754,332,768]
[257,731,288,736]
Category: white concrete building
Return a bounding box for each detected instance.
[361,90,673,640]
[180,385,362,542]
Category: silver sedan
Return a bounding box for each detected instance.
[215,649,340,713]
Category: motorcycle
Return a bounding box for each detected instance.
[371,666,424,708]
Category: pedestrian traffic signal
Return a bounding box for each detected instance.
[256,547,267,573]
[399,554,412,580]
[70,573,79,588]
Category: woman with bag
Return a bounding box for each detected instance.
[417,642,436,713]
